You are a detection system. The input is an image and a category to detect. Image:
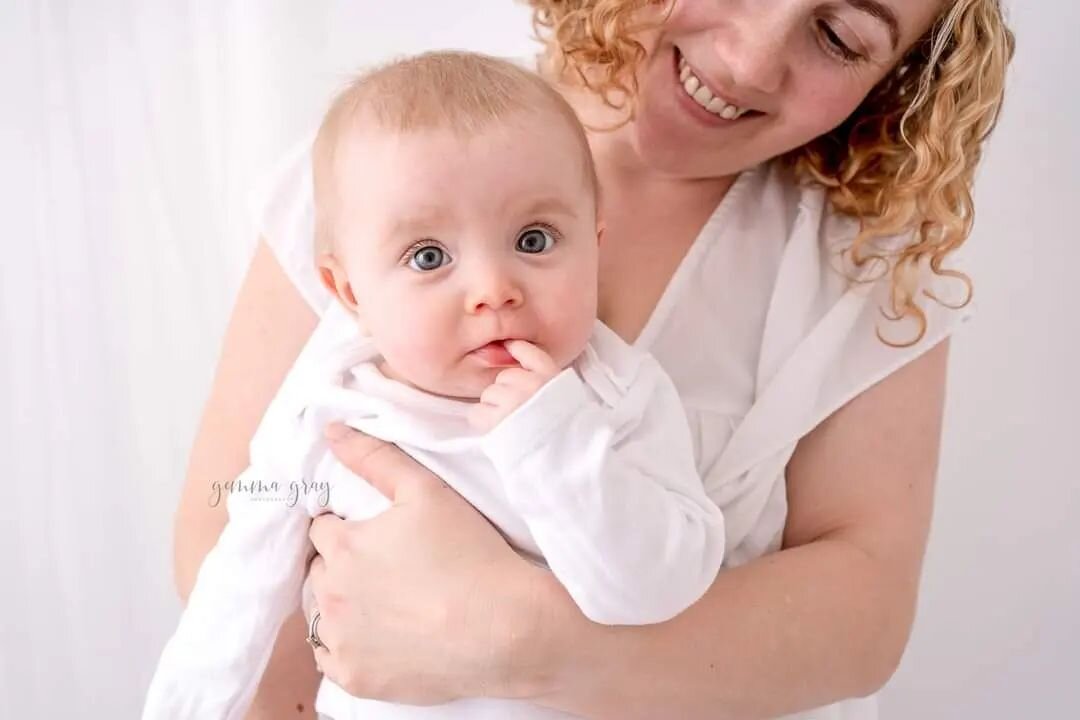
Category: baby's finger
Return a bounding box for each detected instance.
[503,340,557,376]
[479,382,526,408]
[493,367,544,394]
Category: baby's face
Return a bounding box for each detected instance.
[324,114,600,400]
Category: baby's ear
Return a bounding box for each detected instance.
[316,252,367,330]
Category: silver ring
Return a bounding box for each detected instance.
[307,609,325,651]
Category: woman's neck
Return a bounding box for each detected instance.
[588,127,736,228]
[537,53,740,341]
[542,58,736,233]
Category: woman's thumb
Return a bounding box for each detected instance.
[325,422,436,501]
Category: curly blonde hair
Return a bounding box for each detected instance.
[529,0,1015,346]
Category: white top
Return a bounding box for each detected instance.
[246,126,972,720]
[143,299,726,720]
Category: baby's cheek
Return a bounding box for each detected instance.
[396,329,449,370]
[543,281,597,365]
[375,316,447,371]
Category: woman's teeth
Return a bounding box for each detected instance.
[678,57,750,120]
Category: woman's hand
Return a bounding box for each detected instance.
[307,423,572,705]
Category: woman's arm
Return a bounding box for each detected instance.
[526,339,950,719]
[308,340,950,719]
[173,239,322,720]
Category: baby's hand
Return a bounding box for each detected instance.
[467,340,560,433]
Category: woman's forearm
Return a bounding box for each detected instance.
[519,344,945,720]
[243,611,322,720]
[521,536,908,720]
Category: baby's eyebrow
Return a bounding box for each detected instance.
[386,206,452,239]
[518,196,579,220]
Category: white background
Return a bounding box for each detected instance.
[1,1,1075,717]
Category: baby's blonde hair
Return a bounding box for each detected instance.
[313,51,598,254]
[529,0,1015,346]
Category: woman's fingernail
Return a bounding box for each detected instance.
[325,422,350,441]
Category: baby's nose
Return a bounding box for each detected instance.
[465,271,524,314]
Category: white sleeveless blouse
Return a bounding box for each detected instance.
[249,129,970,720]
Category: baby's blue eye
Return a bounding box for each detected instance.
[408,245,450,271]
[516,227,555,254]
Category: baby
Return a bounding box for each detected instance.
[144,51,725,720]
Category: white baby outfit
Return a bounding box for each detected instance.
[143,290,728,719]
[233,122,972,720]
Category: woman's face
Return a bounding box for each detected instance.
[625,0,945,178]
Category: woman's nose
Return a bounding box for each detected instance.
[714,8,788,97]
[464,269,524,314]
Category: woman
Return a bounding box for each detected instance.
[173,1,1014,718]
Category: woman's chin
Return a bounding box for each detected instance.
[631,102,724,179]
[628,45,772,180]
[630,85,724,178]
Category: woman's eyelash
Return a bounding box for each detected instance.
[818,20,864,63]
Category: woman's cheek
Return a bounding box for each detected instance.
[796,72,881,137]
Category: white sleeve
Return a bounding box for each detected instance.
[481,361,726,626]
[247,133,334,316]
[142,421,315,718]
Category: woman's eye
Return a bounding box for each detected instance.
[516,227,556,254]
[407,244,450,271]
[818,20,863,62]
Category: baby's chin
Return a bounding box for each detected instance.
[375,358,490,402]
[422,369,501,402]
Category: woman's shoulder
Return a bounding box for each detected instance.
[745,160,868,258]
[745,158,970,317]
[247,130,332,315]
[695,163,974,563]
[721,160,973,479]
[718,159,871,285]
[743,159,915,254]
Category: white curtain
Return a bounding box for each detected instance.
[2,1,1077,718]
[0,2,532,716]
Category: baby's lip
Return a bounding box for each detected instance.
[468,340,518,367]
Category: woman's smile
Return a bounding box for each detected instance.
[673,46,761,123]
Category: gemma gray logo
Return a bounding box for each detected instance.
[208,477,331,509]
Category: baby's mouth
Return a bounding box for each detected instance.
[469,340,518,368]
